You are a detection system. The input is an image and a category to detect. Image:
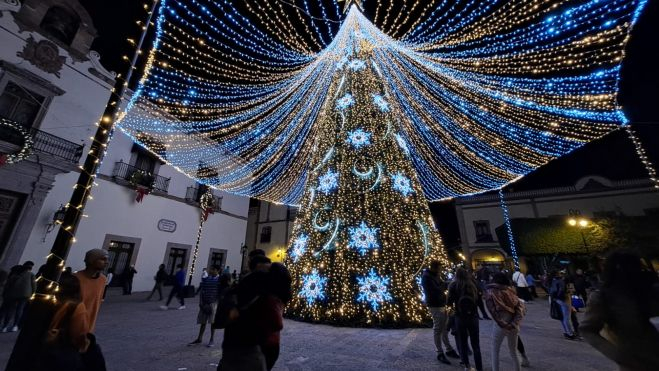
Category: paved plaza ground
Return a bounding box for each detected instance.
[0,289,617,371]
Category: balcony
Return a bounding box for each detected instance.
[185,185,222,211]
[0,125,83,163]
[112,161,170,194]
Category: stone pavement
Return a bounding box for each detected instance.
[0,289,617,371]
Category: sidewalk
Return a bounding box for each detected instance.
[0,290,617,370]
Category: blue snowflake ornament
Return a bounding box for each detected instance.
[348,59,366,71]
[416,276,426,303]
[356,268,392,311]
[372,94,390,112]
[348,221,380,255]
[336,94,355,110]
[391,172,414,197]
[317,169,339,194]
[291,234,308,262]
[299,269,328,306]
[346,128,372,149]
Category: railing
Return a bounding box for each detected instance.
[185,185,222,211]
[0,125,83,163]
[112,161,170,193]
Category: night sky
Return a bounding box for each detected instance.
[78,0,659,246]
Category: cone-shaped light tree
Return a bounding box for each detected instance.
[285,8,449,327]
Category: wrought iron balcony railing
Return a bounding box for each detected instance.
[0,125,83,163]
[185,185,222,211]
[112,161,170,193]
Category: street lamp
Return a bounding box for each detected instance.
[567,211,590,253]
[239,243,248,273]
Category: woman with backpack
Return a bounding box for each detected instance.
[484,273,526,371]
[448,267,483,371]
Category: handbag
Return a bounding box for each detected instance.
[550,299,563,321]
[571,295,585,309]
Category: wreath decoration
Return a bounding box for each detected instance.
[0,118,33,166]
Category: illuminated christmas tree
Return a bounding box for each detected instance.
[119,0,649,326]
[285,10,449,325]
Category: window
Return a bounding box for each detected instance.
[40,6,80,46]
[473,220,493,242]
[208,249,227,270]
[106,240,135,286]
[0,82,45,128]
[166,248,187,277]
[260,226,272,243]
[131,145,158,174]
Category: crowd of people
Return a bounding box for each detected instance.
[420,250,659,371]
[1,247,657,371]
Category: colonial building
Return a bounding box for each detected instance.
[455,175,659,270]
[0,0,249,291]
[243,199,297,268]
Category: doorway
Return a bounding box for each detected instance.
[0,190,25,260]
[163,243,191,285]
[107,240,135,287]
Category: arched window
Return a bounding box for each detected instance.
[39,6,80,45]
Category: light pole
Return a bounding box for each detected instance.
[240,243,248,274]
[6,2,160,369]
[567,210,590,253]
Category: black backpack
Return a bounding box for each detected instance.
[456,283,478,317]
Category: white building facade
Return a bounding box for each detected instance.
[455,175,659,269]
[0,0,249,291]
[243,200,297,268]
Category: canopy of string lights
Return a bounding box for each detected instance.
[119,0,648,204]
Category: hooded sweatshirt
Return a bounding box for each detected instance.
[484,283,525,330]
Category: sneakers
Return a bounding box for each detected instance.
[10,326,18,332]
[187,339,202,346]
[445,349,460,359]
[160,305,168,310]
[206,341,215,348]
[564,333,577,340]
[178,305,186,310]
[437,353,451,365]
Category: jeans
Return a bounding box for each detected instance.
[166,286,184,306]
[1,298,27,328]
[556,299,574,335]
[456,315,482,370]
[491,324,521,371]
[429,306,454,354]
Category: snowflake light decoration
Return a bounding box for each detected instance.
[317,169,339,194]
[348,221,380,255]
[372,94,390,112]
[291,233,309,262]
[391,172,414,197]
[299,269,328,306]
[346,128,372,149]
[348,59,366,71]
[416,276,426,303]
[394,134,410,155]
[336,93,355,110]
[356,268,392,311]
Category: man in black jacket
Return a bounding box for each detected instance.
[421,260,459,364]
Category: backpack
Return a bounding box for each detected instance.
[456,283,478,317]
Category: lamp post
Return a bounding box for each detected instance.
[240,243,248,274]
[6,2,160,369]
[567,210,590,253]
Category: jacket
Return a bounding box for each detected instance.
[6,270,35,299]
[484,283,524,330]
[421,269,447,307]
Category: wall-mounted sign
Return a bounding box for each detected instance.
[157,219,177,233]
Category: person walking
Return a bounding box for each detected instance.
[421,260,459,364]
[484,273,525,371]
[512,269,531,301]
[161,264,186,310]
[581,250,659,371]
[448,267,483,371]
[549,270,577,340]
[74,248,110,370]
[1,261,35,332]
[122,265,137,295]
[189,265,220,347]
[147,264,168,301]
[525,274,538,299]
